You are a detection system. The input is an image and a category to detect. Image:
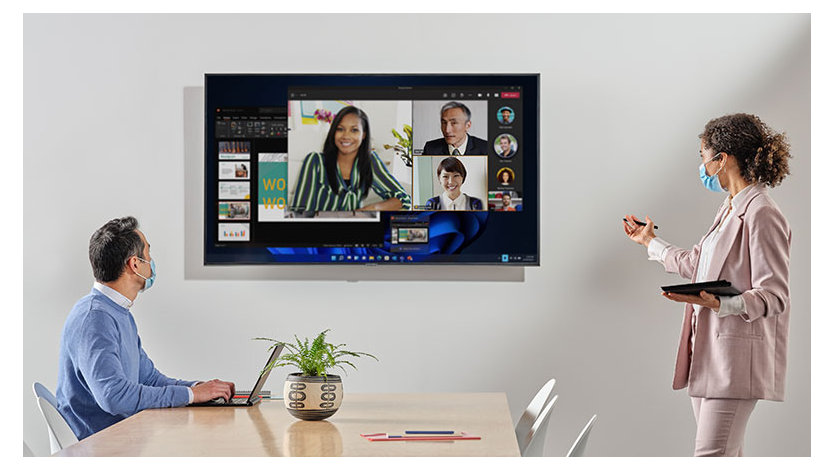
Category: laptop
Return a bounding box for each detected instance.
[189,343,284,407]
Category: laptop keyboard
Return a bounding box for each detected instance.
[209,397,248,405]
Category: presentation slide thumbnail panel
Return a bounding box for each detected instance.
[219,181,250,200]
[218,223,249,241]
[219,162,250,180]
[218,141,251,160]
[218,201,251,220]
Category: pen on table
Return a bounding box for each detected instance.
[404,431,455,435]
[366,435,481,441]
[623,218,658,230]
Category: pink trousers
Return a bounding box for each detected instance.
[690,397,757,456]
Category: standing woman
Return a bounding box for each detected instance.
[291,106,411,213]
[623,113,792,457]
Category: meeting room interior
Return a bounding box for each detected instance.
[19,11,812,463]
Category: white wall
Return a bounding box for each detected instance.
[22,14,810,457]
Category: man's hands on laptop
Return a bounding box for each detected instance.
[191,379,236,403]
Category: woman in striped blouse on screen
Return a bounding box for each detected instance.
[290,105,411,213]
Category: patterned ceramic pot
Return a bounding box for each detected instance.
[284,373,343,420]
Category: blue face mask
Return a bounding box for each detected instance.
[699,155,726,193]
[135,257,156,292]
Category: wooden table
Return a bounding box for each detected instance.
[54,393,520,457]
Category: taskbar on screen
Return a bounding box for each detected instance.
[259,252,536,265]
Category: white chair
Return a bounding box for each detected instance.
[566,414,598,457]
[515,378,556,452]
[23,440,34,457]
[32,382,78,454]
[33,382,57,407]
[520,394,558,457]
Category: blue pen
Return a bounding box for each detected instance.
[404,431,455,435]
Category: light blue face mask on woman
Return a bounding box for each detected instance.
[699,154,726,193]
[135,257,156,292]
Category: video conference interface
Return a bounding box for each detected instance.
[210,85,527,252]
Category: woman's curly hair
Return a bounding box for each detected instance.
[699,113,792,187]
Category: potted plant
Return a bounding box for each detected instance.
[383,124,413,167]
[255,329,377,420]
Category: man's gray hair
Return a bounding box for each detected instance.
[440,101,472,122]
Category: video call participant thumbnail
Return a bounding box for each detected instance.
[422,101,489,156]
[498,168,514,186]
[498,107,515,125]
[424,156,484,211]
[495,134,517,158]
[498,192,516,211]
[290,106,411,212]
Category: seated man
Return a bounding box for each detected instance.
[56,216,235,439]
[422,101,489,156]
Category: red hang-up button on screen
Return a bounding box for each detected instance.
[501,92,520,98]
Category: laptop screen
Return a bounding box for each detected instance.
[247,343,284,401]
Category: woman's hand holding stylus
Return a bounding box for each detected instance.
[623,214,656,247]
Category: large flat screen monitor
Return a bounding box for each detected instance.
[204,74,539,266]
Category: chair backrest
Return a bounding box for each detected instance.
[514,378,556,451]
[23,440,35,457]
[33,382,57,408]
[520,394,558,457]
[32,382,78,454]
[566,414,598,457]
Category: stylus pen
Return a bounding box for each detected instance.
[623,218,658,230]
[367,436,481,442]
[404,431,455,435]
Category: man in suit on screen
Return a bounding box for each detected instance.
[422,101,488,156]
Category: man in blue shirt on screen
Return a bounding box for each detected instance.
[56,216,236,439]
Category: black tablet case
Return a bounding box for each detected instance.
[661,280,742,296]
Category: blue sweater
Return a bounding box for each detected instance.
[56,289,193,439]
